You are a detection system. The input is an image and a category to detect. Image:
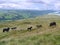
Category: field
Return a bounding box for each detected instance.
[0,16,60,45]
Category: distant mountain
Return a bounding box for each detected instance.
[0,9,56,20]
[36,14,60,19]
[48,11,60,16]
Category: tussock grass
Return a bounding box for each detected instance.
[0,17,60,45]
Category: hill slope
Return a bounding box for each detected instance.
[0,15,60,45]
[0,10,55,20]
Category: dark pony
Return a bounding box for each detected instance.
[3,27,10,32]
[49,22,56,27]
[11,27,17,30]
[27,27,32,31]
[36,25,42,28]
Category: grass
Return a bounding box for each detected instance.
[0,17,60,45]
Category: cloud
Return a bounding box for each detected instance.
[0,0,60,10]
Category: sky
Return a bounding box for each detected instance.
[0,0,60,10]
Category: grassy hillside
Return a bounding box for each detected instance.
[0,10,55,20]
[0,15,60,45]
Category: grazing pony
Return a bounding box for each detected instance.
[49,22,56,27]
[11,27,17,30]
[36,25,42,28]
[27,26,32,31]
[3,27,10,32]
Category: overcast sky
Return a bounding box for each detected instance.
[0,0,60,10]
